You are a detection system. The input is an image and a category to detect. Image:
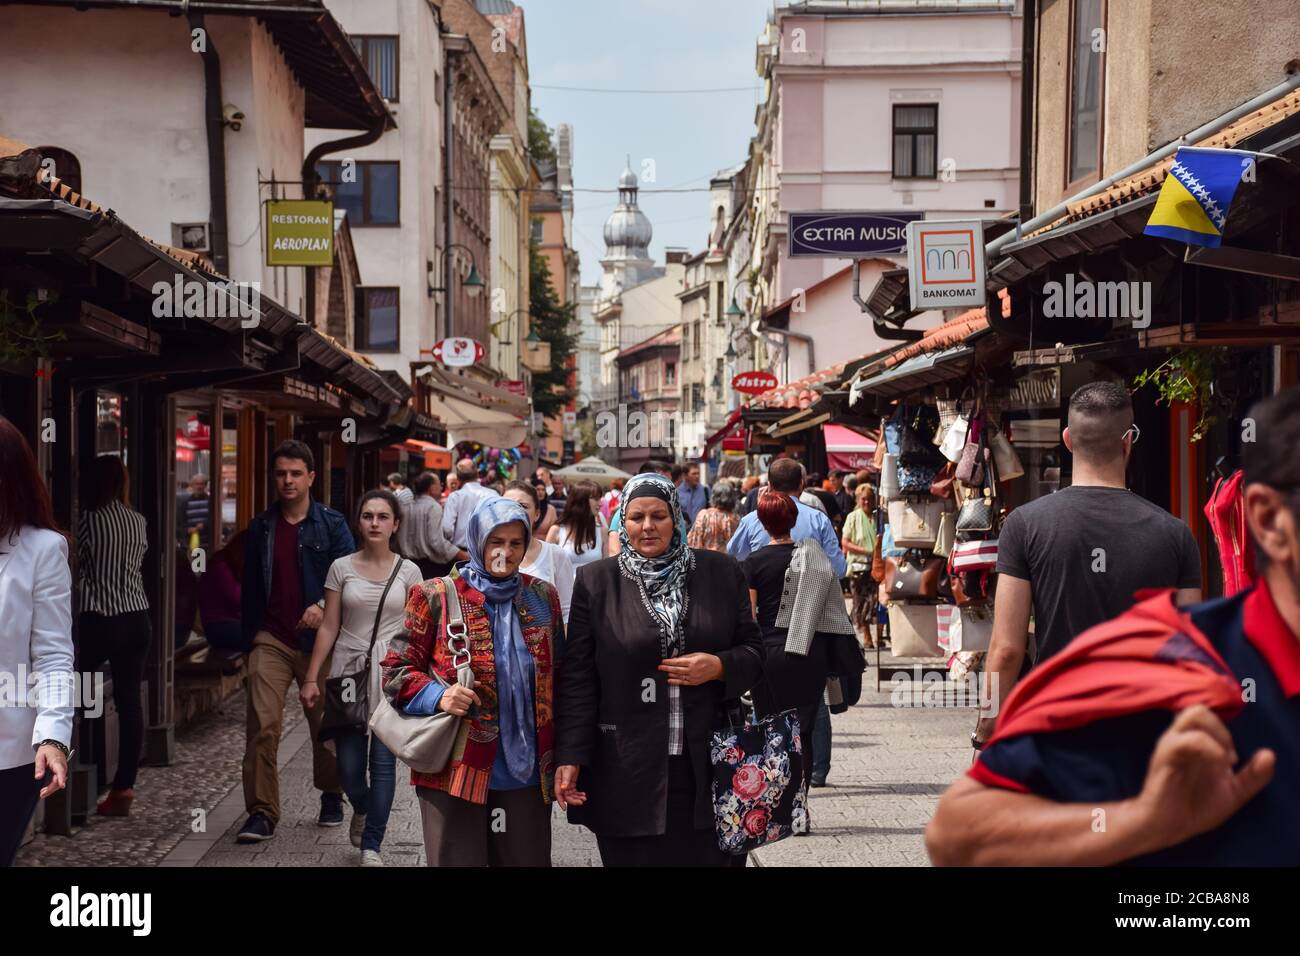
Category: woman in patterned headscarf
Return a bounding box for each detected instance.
[553,472,764,866]
[381,496,564,867]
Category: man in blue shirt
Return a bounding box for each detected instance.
[727,458,847,577]
[927,386,1300,866]
[676,462,709,527]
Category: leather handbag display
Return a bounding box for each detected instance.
[887,498,944,549]
[887,603,942,658]
[929,460,957,500]
[883,551,943,599]
[988,426,1025,481]
[950,539,999,573]
[955,491,995,539]
[368,576,472,774]
[319,557,403,742]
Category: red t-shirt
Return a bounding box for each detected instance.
[262,516,306,649]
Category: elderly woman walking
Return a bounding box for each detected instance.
[381,497,563,867]
[686,480,741,553]
[840,484,880,648]
[554,473,764,866]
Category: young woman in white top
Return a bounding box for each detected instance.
[0,417,73,867]
[302,489,421,867]
[504,481,575,624]
[547,480,607,570]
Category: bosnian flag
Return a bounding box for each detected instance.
[1143,147,1257,248]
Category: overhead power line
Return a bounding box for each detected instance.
[534,83,761,94]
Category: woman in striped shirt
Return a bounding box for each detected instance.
[76,455,151,818]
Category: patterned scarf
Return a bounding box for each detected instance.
[460,496,536,783]
[617,473,694,655]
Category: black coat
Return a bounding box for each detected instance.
[555,548,764,838]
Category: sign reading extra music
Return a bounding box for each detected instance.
[789,211,923,258]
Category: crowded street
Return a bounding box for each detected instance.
[3,0,1300,939]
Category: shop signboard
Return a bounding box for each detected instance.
[265,200,334,267]
[731,370,779,395]
[431,337,484,368]
[789,211,923,258]
[906,219,987,308]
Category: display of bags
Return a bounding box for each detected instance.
[884,552,944,599]
[950,605,994,653]
[950,539,999,573]
[880,522,907,558]
[887,603,941,658]
[929,460,957,500]
[887,498,945,548]
[951,569,993,607]
[955,491,995,538]
[896,458,942,495]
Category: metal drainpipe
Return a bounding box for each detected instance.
[754,320,816,377]
[1018,0,1037,224]
[189,12,229,275]
[443,59,454,340]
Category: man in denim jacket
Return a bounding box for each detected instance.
[237,440,356,843]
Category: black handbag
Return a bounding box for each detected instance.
[319,557,404,742]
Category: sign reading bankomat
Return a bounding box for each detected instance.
[905,219,986,308]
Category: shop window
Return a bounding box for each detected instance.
[355,287,400,351]
[316,160,400,226]
[892,104,938,179]
[530,217,545,245]
[351,35,399,101]
[1067,0,1106,186]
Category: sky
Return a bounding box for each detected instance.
[521,0,775,285]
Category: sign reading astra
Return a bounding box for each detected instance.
[732,370,779,395]
[789,211,924,258]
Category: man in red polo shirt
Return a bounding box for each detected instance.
[927,386,1300,866]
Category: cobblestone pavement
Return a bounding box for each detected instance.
[14,687,304,867]
[17,663,972,867]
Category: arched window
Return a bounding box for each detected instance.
[36,146,81,194]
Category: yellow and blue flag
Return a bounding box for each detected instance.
[1144,147,1255,248]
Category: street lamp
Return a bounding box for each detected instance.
[724,276,758,324]
[427,243,485,299]
[489,308,529,347]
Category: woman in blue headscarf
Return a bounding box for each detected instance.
[381,496,564,867]
[553,472,764,866]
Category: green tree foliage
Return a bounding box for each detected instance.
[529,241,577,425]
[529,108,557,166]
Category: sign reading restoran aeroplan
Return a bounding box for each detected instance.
[265,200,334,267]
[905,219,987,309]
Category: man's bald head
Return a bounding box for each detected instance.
[1066,381,1134,467]
[455,458,479,483]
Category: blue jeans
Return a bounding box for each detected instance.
[335,733,396,852]
[811,703,832,782]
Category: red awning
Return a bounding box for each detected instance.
[824,423,877,472]
[703,407,744,452]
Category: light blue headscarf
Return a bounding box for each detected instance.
[460,496,535,783]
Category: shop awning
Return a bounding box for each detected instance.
[402,439,452,470]
[703,407,744,453]
[849,343,975,402]
[824,424,877,473]
[427,391,526,448]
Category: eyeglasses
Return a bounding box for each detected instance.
[1121,424,1141,446]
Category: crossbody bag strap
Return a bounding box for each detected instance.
[362,557,405,674]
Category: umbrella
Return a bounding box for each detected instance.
[554,457,633,487]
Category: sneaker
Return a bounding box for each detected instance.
[360,849,384,867]
[318,792,344,827]
[349,811,367,848]
[96,788,135,817]
[236,813,276,843]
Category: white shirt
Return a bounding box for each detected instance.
[520,541,575,625]
[799,491,828,514]
[0,527,75,771]
[554,519,607,570]
[440,481,500,550]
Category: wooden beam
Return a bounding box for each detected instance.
[1185,245,1300,282]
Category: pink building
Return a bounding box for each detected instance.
[747,0,1022,377]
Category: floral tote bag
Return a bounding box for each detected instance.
[711,708,807,854]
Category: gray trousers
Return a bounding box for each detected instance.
[417,786,552,867]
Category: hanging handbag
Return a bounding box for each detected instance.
[883,407,905,456]
[954,411,987,485]
[955,488,996,539]
[320,557,404,742]
[950,539,999,573]
[932,510,957,558]
[712,704,807,854]
[950,605,994,653]
[879,453,900,502]
[929,460,957,499]
[368,576,473,773]
[899,405,942,460]
[869,527,886,582]
[988,426,1025,482]
[887,498,944,549]
[896,458,942,495]
[887,603,941,658]
[884,551,943,599]
[869,432,887,473]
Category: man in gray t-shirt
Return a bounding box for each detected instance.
[976,382,1202,744]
